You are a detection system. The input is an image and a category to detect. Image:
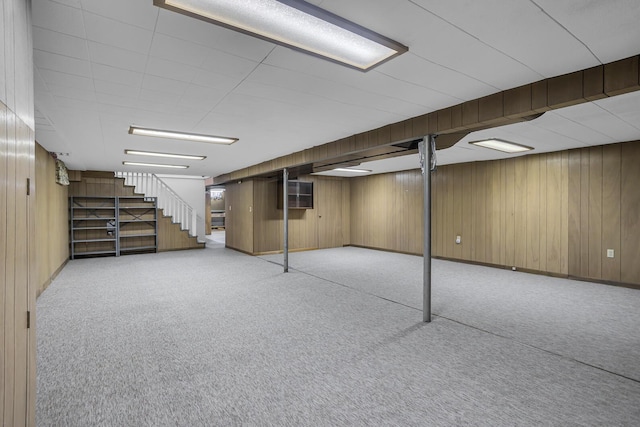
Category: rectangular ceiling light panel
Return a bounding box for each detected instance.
[125,149,206,160]
[123,161,189,169]
[332,168,371,173]
[469,139,533,153]
[154,0,408,71]
[129,126,238,145]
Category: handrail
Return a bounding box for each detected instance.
[115,172,204,241]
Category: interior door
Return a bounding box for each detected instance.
[317,179,343,249]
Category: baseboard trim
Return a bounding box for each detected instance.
[37,258,69,298]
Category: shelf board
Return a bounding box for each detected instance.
[72,226,111,230]
[73,238,116,243]
[72,207,115,209]
[120,246,157,252]
[73,250,116,256]
[119,219,156,223]
[120,233,156,238]
[72,217,116,220]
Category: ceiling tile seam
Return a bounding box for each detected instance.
[134,9,163,122]
[232,79,412,123]
[588,101,640,133]
[529,117,610,146]
[529,0,601,64]
[553,106,631,139]
[191,46,278,130]
[33,47,91,65]
[78,4,160,33]
[407,0,545,81]
[251,58,445,111]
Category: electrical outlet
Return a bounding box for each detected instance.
[455,235,461,244]
[607,249,614,258]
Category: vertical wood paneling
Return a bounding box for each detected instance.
[504,159,516,267]
[35,143,68,296]
[579,149,590,277]
[538,155,548,272]
[349,141,638,286]
[514,157,527,268]
[601,144,621,281]
[620,142,640,284]
[526,155,540,270]
[588,147,603,279]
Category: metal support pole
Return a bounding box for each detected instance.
[420,136,434,322]
[283,168,289,273]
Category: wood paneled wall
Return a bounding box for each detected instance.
[1,0,36,424]
[226,176,349,255]
[35,144,69,296]
[568,142,640,285]
[350,141,640,286]
[350,170,424,255]
[430,153,570,275]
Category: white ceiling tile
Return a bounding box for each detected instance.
[38,68,94,91]
[190,69,242,91]
[32,27,89,60]
[34,50,92,78]
[88,41,148,73]
[92,63,144,87]
[138,88,181,105]
[142,75,188,95]
[531,111,615,146]
[411,0,598,77]
[83,11,153,54]
[145,57,198,83]
[96,92,140,109]
[47,83,96,102]
[80,0,158,31]
[94,79,139,98]
[377,53,496,102]
[180,85,227,108]
[534,0,640,64]
[32,0,85,38]
[198,49,259,79]
[149,33,212,68]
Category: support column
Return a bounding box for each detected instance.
[283,168,289,273]
[420,136,434,322]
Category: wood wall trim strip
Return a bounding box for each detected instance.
[214,55,640,184]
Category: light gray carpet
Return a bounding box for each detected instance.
[37,245,640,426]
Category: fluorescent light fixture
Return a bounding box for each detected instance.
[332,168,372,173]
[122,161,188,169]
[129,126,238,145]
[469,138,533,154]
[125,149,206,160]
[153,0,408,71]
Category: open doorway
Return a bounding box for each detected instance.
[206,186,226,246]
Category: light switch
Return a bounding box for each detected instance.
[607,249,614,258]
[455,235,461,244]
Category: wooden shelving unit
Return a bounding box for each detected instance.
[70,196,157,259]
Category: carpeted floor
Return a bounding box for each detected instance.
[37,244,640,426]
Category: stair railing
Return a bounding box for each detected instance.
[115,172,203,240]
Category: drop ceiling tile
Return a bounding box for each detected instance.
[80,0,158,31]
[145,57,198,83]
[412,0,598,77]
[92,63,144,87]
[38,68,94,91]
[34,50,92,78]
[531,111,615,146]
[94,79,139,98]
[139,88,181,105]
[96,92,140,109]
[83,11,153,55]
[47,83,96,102]
[142,75,188,96]
[149,33,209,68]
[88,41,148,73]
[198,49,259,80]
[33,27,89,60]
[32,0,85,38]
[534,0,640,64]
[594,92,640,129]
[155,9,274,61]
[190,69,242,92]
[180,85,227,108]
[377,53,496,101]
